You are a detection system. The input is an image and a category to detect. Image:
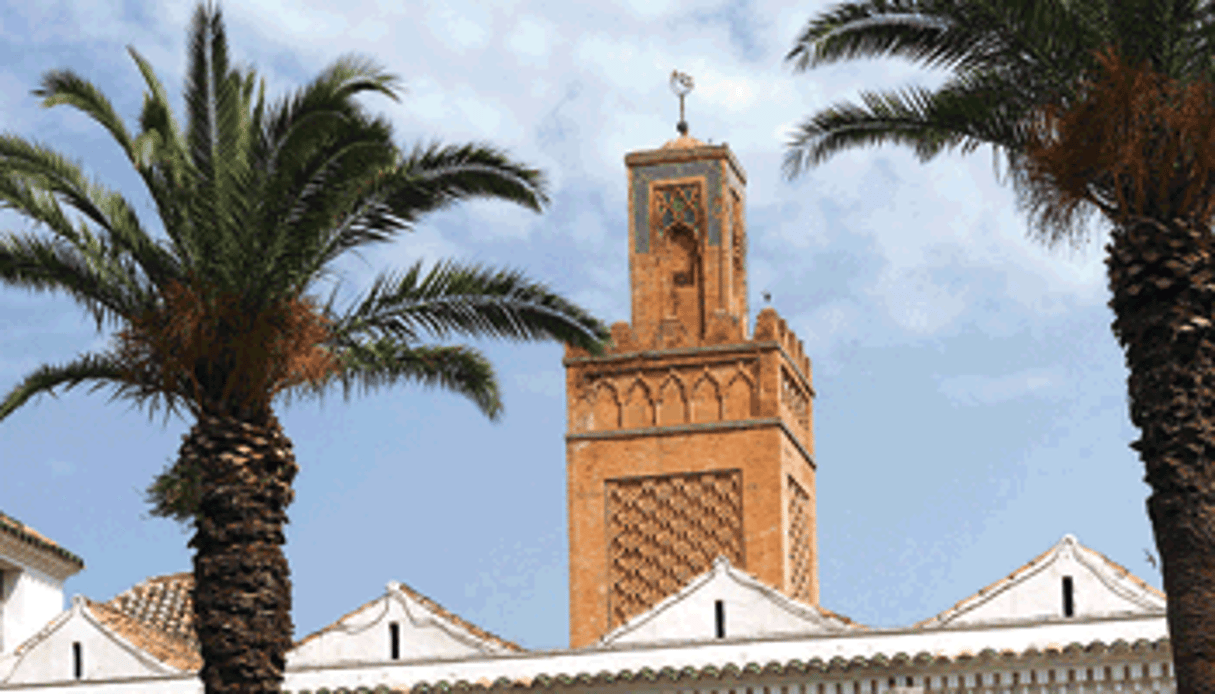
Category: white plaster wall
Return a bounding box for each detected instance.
[610,570,835,645]
[1,569,64,657]
[950,547,1162,626]
[288,592,488,668]
[283,614,1168,692]
[0,615,1171,692]
[4,607,167,685]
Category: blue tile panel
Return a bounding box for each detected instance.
[631,159,723,253]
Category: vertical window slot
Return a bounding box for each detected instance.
[72,642,82,680]
[714,599,725,638]
[389,621,400,661]
[1062,575,1075,617]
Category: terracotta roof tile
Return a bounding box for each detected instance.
[0,510,84,567]
[87,599,202,672]
[106,572,196,645]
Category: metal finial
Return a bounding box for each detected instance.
[670,70,694,135]
[762,291,772,304]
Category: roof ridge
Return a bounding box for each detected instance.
[913,535,1164,629]
[393,580,525,653]
[0,509,84,568]
[293,581,525,654]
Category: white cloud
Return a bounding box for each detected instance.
[871,267,970,335]
[424,1,492,53]
[937,368,1063,407]
[506,16,557,67]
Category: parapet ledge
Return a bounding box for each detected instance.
[754,308,812,383]
[563,313,812,382]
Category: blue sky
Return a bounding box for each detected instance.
[1,0,1156,651]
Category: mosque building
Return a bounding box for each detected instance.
[0,122,1173,693]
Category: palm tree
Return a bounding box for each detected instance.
[783,1,1215,689]
[0,3,608,692]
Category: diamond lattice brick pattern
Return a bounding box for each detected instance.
[606,469,744,629]
[787,477,813,603]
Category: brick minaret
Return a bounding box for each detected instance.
[564,132,818,648]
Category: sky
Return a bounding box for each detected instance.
[0,0,1159,651]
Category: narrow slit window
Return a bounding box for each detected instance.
[72,641,82,680]
[389,621,400,660]
[1062,575,1075,617]
[714,599,725,638]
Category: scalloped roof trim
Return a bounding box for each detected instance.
[404,636,1170,692]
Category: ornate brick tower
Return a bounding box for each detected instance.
[564,122,818,647]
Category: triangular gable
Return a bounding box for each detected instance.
[290,580,522,667]
[0,595,192,685]
[597,556,862,647]
[917,534,1166,629]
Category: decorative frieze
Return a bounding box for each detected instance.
[572,362,758,433]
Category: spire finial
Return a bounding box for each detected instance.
[670,70,694,136]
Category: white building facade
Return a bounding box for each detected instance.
[0,525,1175,693]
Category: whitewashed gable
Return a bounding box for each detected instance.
[919,534,1165,628]
[0,596,180,685]
[289,581,521,668]
[597,556,860,647]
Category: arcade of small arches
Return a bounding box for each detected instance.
[571,363,759,432]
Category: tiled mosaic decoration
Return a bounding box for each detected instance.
[787,476,814,603]
[606,469,744,628]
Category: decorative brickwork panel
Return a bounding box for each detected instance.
[787,476,814,603]
[606,470,744,629]
[782,367,810,434]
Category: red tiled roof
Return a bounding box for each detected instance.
[106,572,196,646]
[87,599,201,672]
[0,510,84,568]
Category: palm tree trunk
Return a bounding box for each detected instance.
[1107,216,1215,693]
[180,409,297,693]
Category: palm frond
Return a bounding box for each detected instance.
[0,231,145,330]
[783,80,1004,178]
[0,350,187,425]
[384,141,550,221]
[787,0,1096,74]
[0,134,180,292]
[33,70,136,162]
[284,340,502,419]
[255,112,397,303]
[127,46,199,272]
[327,260,609,355]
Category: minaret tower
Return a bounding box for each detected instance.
[564,73,819,648]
